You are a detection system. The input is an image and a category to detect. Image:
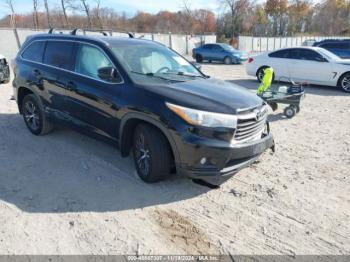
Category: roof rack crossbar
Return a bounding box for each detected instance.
[48,28,73,34]
[70,28,134,38]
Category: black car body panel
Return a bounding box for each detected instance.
[13,33,274,184]
[313,39,350,59]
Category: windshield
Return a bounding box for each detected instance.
[318,48,340,60]
[111,43,203,82]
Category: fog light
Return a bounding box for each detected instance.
[200,158,207,165]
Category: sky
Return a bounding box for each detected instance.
[0,0,221,18]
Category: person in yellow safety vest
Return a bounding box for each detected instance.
[257,67,274,95]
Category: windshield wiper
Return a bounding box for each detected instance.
[164,71,206,78]
[131,71,171,81]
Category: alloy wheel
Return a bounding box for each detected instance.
[341,76,350,92]
[24,101,40,131]
[135,133,151,177]
[258,69,265,82]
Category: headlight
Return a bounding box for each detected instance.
[166,102,237,128]
[233,53,241,57]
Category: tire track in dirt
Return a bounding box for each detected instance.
[150,208,219,255]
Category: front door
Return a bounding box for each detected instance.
[65,43,124,139]
[288,49,333,84]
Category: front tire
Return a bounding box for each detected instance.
[338,72,350,93]
[132,124,172,183]
[224,56,232,65]
[22,94,53,135]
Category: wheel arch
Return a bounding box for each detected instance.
[256,65,270,76]
[118,113,181,165]
[17,86,39,114]
[337,71,350,87]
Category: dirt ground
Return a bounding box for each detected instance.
[0,63,349,255]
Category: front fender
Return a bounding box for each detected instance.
[118,112,181,166]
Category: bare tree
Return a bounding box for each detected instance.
[181,0,194,34]
[44,0,52,28]
[3,0,21,47]
[80,0,92,28]
[219,0,251,37]
[61,0,73,28]
[94,0,103,29]
[32,0,39,29]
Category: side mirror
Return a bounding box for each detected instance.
[191,62,202,70]
[98,67,121,83]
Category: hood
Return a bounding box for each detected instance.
[229,50,247,57]
[142,78,263,114]
[335,59,350,65]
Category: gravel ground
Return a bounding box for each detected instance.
[0,63,349,255]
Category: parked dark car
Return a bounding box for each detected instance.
[313,39,350,59]
[13,29,274,185]
[0,54,10,84]
[192,43,248,64]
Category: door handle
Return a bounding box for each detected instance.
[32,69,41,77]
[66,81,77,91]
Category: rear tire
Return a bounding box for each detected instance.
[22,94,53,135]
[257,67,267,82]
[195,54,203,63]
[132,124,172,183]
[338,72,350,93]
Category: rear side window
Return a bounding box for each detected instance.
[21,41,45,63]
[286,49,299,59]
[269,50,289,58]
[298,49,323,61]
[203,44,213,50]
[43,41,75,70]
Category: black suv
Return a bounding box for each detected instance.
[13,29,274,184]
[313,39,350,59]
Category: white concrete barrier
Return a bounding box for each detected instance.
[0,28,217,59]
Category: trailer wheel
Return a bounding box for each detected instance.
[284,106,296,118]
[292,105,300,113]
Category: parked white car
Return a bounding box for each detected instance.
[246,47,350,92]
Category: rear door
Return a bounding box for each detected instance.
[201,44,214,60]
[266,49,291,80]
[65,42,124,139]
[288,49,333,84]
[41,40,76,117]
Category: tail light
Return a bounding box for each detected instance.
[248,58,254,63]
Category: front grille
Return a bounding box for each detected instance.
[234,106,268,142]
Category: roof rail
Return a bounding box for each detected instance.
[70,28,134,38]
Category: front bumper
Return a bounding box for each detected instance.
[178,132,274,185]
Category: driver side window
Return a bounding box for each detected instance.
[75,44,113,80]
